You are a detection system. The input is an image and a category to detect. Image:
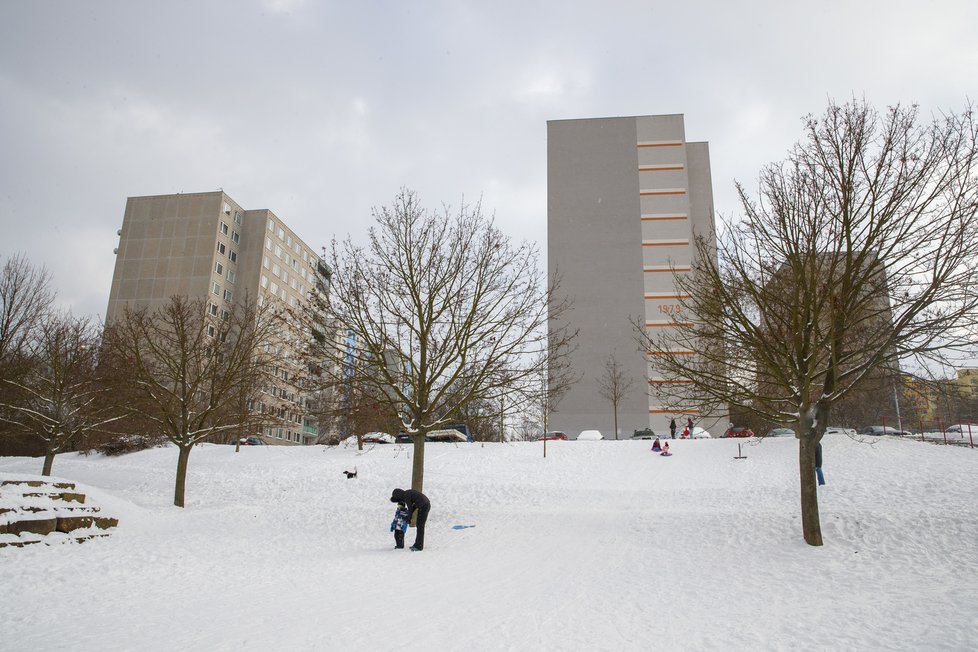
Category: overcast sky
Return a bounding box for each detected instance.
[2,0,976,324]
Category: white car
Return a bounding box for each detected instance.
[946,424,978,435]
[577,430,604,441]
[691,427,712,439]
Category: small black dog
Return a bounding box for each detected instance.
[342,467,358,479]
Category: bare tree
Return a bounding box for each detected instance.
[0,254,55,388]
[534,304,579,457]
[318,189,570,493]
[0,313,122,475]
[597,353,635,440]
[102,296,292,506]
[636,99,978,546]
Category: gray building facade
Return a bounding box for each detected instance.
[547,114,727,438]
[106,190,328,445]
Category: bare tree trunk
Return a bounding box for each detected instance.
[174,445,192,507]
[41,451,55,476]
[798,433,822,546]
[612,399,619,440]
[410,433,425,495]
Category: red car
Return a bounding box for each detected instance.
[538,431,568,441]
[724,426,755,438]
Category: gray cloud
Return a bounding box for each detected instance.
[2,0,976,322]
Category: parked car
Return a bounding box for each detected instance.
[724,426,755,438]
[238,436,266,446]
[631,428,656,440]
[824,427,856,436]
[362,432,395,444]
[946,423,978,435]
[860,426,910,437]
[691,427,712,439]
[577,430,603,441]
[538,431,568,441]
[767,428,795,438]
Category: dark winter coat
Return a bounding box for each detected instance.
[390,488,430,521]
[815,442,823,468]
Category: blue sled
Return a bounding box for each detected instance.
[452,524,476,530]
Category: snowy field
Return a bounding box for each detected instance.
[2,435,977,651]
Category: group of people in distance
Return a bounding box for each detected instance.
[651,437,671,456]
[669,417,695,439]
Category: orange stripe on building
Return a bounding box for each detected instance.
[641,215,688,221]
[644,267,691,273]
[637,141,683,148]
[649,409,701,414]
[639,165,685,171]
[645,321,694,327]
[642,241,689,247]
[648,379,694,385]
[646,350,695,355]
[644,294,690,299]
[640,189,687,196]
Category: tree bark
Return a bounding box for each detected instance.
[42,451,55,476]
[411,432,426,495]
[174,445,192,508]
[798,433,823,546]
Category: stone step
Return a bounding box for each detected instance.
[1,504,100,515]
[0,530,111,548]
[1,479,76,491]
[21,491,86,504]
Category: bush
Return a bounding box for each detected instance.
[96,433,168,456]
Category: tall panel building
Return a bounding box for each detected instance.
[547,114,727,437]
[106,190,329,445]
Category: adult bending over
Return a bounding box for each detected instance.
[390,488,431,551]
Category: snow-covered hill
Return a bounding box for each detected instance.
[2,435,977,650]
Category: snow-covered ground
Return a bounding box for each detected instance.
[2,435,977,651]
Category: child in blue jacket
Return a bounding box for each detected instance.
[391,501,410,549]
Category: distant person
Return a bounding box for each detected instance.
[651,437,662,452]
[390,488,431,551]
[390,501,409,549]
[815,442,825,486]
[669,418,677,440]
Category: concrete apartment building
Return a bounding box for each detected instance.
[106,190,329,445]
[547,114,727,438]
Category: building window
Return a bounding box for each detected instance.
[270,281,279,295]
[215,262,223,275]
[282,272,289,285]
[272,263,281,277]
[212,282,221,296]
[268,220,275,232]
[224,289,233,302]
[278,227,285,240]
[220,309,230,321]
[221,223,229,236]
[209,303,218,316]
[287,235,293,247]
[229,250,237,263]
[234,211,242,225]
[217,242,226,255]
[274,244,282,258]
[261,275,269,289]
[226,269,235,283]
[266,237,272,251]
[206,324,216,338]
[231,231,240,244]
